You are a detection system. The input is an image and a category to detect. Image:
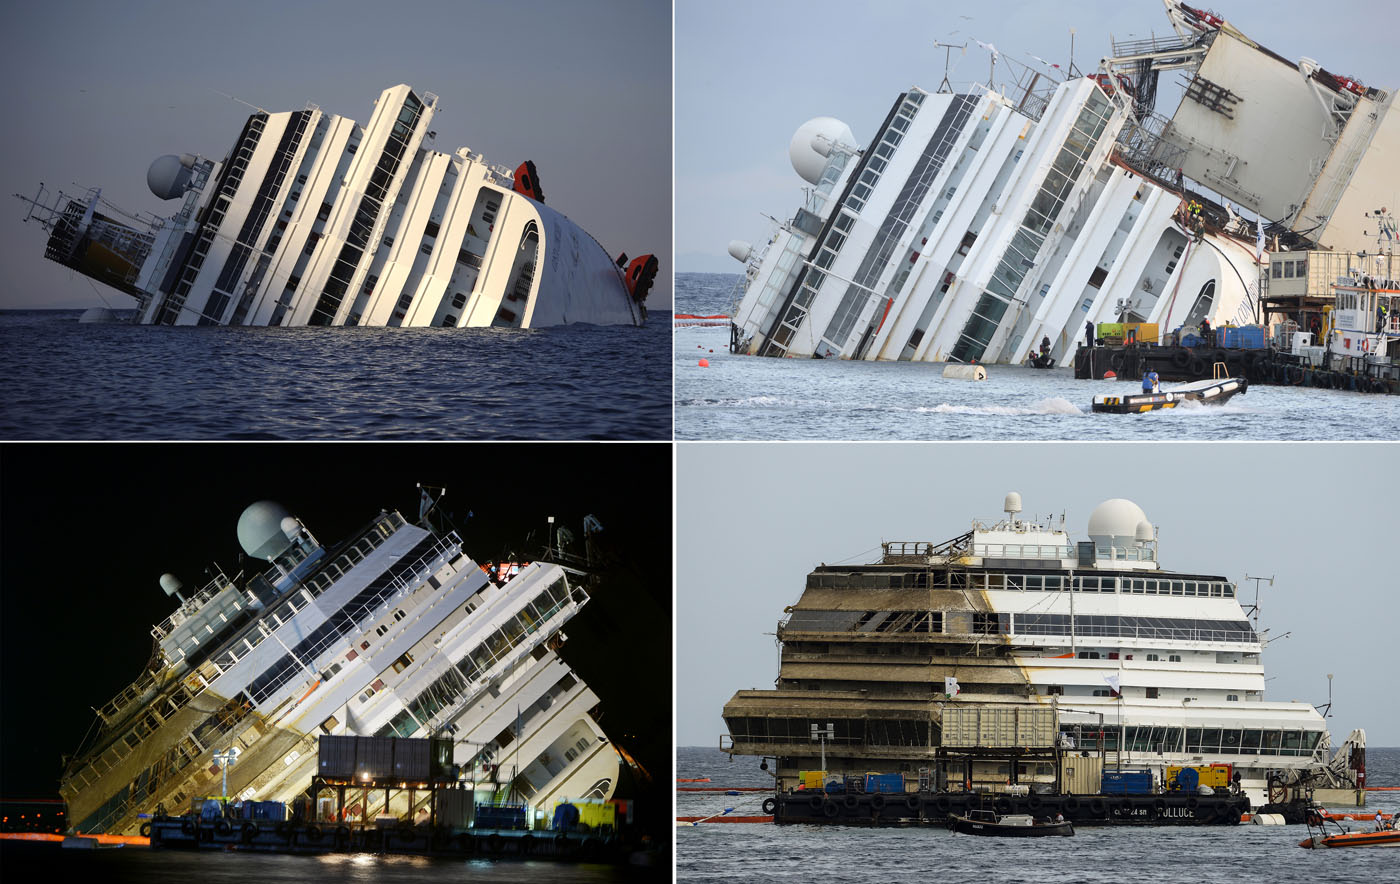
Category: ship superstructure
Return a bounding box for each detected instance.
[726,1,1397,366]
[19,85,657,327]
[721,494,1364,808]
[62,498,621,836]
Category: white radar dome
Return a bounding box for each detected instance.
[159,573,184,596]
[147,153,196,200]
[280,516,302,540]
[728,240,753,264]
[789,117,855,186]
[1004,492,1022,514]
[238,500,296,561]
[1087,498,1150,546]
[1135,520,1155,543]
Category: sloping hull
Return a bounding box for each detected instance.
[948,815,1074,837]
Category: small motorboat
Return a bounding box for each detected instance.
[1299,814,1400,848]
[947,809,1074,837]
[1092,376,1247,413]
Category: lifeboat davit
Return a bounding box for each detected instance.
[513,160,544,202]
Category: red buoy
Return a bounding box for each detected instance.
[1103,370,1116,379]
[699,358,709,367]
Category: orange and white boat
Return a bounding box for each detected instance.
[1299,817,1400,848]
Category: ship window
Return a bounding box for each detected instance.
[318,202,332,221]
[392,652,414,673]
[347,141,358,154]
[1047,685,1063,695]
[451,292,466,309]
[958,230,977,256]
[360,641,370,650]
[383,236,395,248]
[1146,687,1159,699]
[424,221,440,238]
[1092,689,1110,697]
[441,315,457,327]
[394,610,405,621]
[1146,654,1159,661]
[375,625,389,636]
[1227,694,1239,702]
[1169,654,1181,662]
[1088,267,1108,289]
[1077,651,1100,659]
[296,174,307,185]
[420,243,433,255]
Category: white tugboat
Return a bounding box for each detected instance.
[18,85,657,328]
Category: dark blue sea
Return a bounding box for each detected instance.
[0,310,671,440]
[0,844,662,883]
[676,746,1400,883]
[674,273,1400,441]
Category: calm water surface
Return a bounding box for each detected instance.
[0,844,657,884]
[0,309,671,440]
[675,273,1400,441]
[676,746,1400,883]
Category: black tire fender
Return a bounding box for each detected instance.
[1063,796,1080,813]
[140,821,153,837]
[1172,350,1191,368]
[935,796,951,813]
[761,797,777,814]
[1089,797,1106,815]
[214,818,231,836]
[869,793,886,811]
[304,824,322,842]
[994,796,1013,815]
[821,800,840,818]
[843,794,859,809]
[180,818,195,836]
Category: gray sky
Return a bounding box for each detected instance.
[677,0,1400,271]
[677,442,1399,748]
[0,0,671,310]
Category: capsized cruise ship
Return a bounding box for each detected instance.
[62,496,625,835]
[726,1,1397,365]
[18,85,657,327]
[721,494,1366,809]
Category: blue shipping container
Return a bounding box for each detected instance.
[865,773,905,794]
[1101,770,1153,794]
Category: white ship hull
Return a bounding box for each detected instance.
[23,86,655,328]
[62,501,622,835]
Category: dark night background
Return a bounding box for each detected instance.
[0,443,672,838]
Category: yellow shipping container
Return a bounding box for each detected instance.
[1126,322,1159,343]
[802,770,826,790]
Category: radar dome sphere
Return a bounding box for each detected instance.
[1004,491,1022,514]
[1087,498,1150,545]
[238,500,295,561]
[147,154,193,200]
[789,117,854,186]
[159,573,184,596]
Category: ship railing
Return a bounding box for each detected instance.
[973,543,1074,560]
[150,572,238,641]
[174,513,412,697]
[1093,544,1156,563]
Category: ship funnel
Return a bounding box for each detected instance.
[1004,492,1022,515]
[237,500,296,561]
[160,572,186,602]
[728,240,753,263]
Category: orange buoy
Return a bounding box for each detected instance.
[699,359,709,367]
[1103,370,1116,379]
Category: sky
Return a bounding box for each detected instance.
[0,0,671,310]
[676,0,1400,271]
[676,442,1399,748]
[0,442,672,803]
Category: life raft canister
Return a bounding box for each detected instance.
[625,254,659,303]
[512,160,544,202]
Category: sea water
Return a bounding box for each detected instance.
[0,309,671,440]
[676,745,1400,884]
[675,273,1400,441]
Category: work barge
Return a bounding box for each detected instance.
[140,734,630,861]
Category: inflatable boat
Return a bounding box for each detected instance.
[1092,377,1247,414]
